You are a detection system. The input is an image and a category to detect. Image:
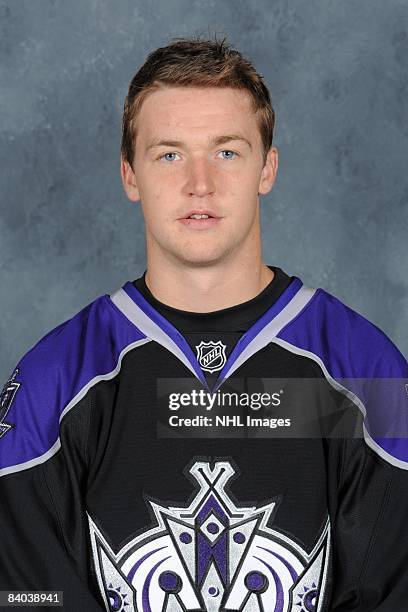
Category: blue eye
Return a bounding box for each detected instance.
[161,152,178,162]
[158,150,238,162]
[219,150,237,160]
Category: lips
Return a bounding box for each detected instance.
[177,209,222,230]
[178,214,222,230]
[181,209,219,219]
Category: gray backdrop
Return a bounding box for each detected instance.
[1,0,407,381]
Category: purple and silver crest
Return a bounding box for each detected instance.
[88,460,331,611]
[0,367,21,439]
[196,341,227,373]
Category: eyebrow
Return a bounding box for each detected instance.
[145,134,253,153]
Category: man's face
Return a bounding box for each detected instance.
[121,86,278,267]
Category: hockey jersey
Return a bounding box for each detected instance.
[1,265,407,611]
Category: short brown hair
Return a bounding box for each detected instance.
[121,34,275,170]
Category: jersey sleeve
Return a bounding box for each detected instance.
[0,348,104,610]
[277,286,408,610]
[328,338,408,611]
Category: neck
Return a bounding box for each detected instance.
[144,257,275,313]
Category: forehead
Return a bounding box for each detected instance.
[135,86,258,143]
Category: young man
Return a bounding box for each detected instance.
[1,36,407,612]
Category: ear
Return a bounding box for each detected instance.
[258,146,278,196]
[120,156,141,202]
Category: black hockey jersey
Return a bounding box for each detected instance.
[1,266,407,611]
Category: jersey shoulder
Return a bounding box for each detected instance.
[279,282,408,469]
[0,289,147,475]
[279,283,407,378]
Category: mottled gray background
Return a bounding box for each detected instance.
[1,0,407,381]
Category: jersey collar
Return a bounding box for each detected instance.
[109,278,316,393]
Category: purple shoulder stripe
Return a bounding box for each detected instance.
[276,288,408,468]
[0,294,148,476]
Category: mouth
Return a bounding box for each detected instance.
[178,210,222,230]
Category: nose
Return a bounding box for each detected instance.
[183,156,215,198]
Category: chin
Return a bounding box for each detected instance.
[174,248,228,267]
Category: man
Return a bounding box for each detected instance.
[0,35,407,612]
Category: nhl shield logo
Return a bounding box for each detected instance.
[196,340,227,373]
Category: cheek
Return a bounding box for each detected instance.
[139,181,166,212]
[141,192,175,232]
[228,167,258,196]
[148,179,179,212]
[230,185,258,217]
